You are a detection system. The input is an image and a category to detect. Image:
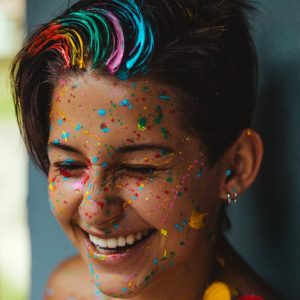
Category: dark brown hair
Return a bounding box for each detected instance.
[11,0,257,174]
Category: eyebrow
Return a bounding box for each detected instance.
[48,142,175,156]
[48,142,83,155]
[116,144,175,155]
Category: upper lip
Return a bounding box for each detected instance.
[77,223,155,239]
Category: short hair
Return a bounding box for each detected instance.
[11,0,257,174]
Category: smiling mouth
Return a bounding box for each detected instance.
[86,229,156,254]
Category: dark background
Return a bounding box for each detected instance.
[26,1,300,299]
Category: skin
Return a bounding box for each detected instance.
[45,72,274,300]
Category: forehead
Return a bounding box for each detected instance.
[49,73,188,151]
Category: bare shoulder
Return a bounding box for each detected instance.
[44,255,97,300]
[215,236,281,300]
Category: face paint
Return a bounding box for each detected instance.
[47,74,224,298]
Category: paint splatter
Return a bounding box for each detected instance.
[100,123,110,133]
[189,210,208,230]
[225,169,232,177]
[138,117,148,131]
[158,94,170,101]
[98,109,106,116]
[75,124,82,131]
[92,156,98,163]
[61,131,70,142]
[197,168,204,177]
[154,105,163,124]
[161,127,169,139]
[160,228,168,237]
[119,98,133,109]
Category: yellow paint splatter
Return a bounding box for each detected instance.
[189,210,208,229]
[49,182,54,191]
[163,249,168,258]
[160,228,168,237]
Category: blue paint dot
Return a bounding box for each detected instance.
[153,258,158,265]
[226,169,232,177]
[101,127,110,133]
[53,139,60,145]
[75,124,82,131]
[159,95,170,101]
[89,263,95,275]
[121,287,127,292]
[98,109,106,116]
[62,131,70,140]
[58,119,63,125]
[101,162,108,168]
[92,156,98,163]
[120,99,129,106]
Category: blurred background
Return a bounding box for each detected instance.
[0,0,299,299]
[0,0,29,299]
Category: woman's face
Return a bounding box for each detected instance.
[48,73,224,298]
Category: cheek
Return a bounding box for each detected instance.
[48,173,84,222]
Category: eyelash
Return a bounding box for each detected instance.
[117,165,156,178]
[53,162,158,178]
[54,162,86,178]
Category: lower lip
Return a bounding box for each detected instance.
[77,227,157,267]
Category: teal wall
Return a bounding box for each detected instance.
[26,1,299,299]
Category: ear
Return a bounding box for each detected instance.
[218,129,264,201]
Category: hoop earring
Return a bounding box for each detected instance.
[226,191,238,206]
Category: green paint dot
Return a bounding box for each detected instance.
[155,106,163,124]
[166,177,173,183]
[138,117,148,131]
[161,127,169,139]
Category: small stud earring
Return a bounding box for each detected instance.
[226,191,238,206]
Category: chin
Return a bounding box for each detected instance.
[72,224,163,296]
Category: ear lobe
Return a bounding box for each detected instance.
[220,129,264,200]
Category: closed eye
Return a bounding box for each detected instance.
[117,165,157,178]
[54,161,87,178]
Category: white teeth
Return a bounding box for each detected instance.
[88,230,152,249]
[107,238,118,248]
[126,234,135,245]
[135,232,142,240]
[117,236,126,247]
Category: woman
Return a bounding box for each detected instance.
[11,0,278,299]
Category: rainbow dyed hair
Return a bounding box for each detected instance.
[11,0,258,173]
[27,0,155,79]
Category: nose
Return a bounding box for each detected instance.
[78,166,124,228]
